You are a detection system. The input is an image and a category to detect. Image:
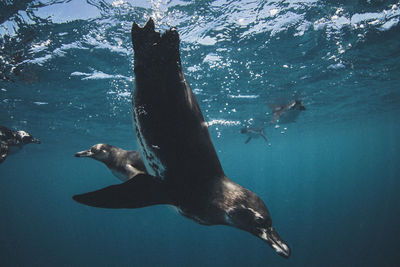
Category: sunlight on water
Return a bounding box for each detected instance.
[0,1,400,266]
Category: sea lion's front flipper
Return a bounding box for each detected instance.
[245,137,252,144]
[0,142,9,163]
[73,174,172,208]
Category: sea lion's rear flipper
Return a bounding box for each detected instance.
[131,18,180,70]
[73,174,172,208]
[0,143,9,163]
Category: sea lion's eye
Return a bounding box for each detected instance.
[255,216,264,224]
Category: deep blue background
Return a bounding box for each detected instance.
[1,115,399,266]
[1,0,400,266]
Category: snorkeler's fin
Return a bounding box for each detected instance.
[260,133,268,143]
[0,143,9,164]
[245,137,252,144]
[73,174,172,208]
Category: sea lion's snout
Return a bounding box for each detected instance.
[260,227,291,258]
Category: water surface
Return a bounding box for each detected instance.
[1,1,399,266]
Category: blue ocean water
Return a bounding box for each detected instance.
[1,0,400,266]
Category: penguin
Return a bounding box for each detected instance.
[75,144,146,181]
[0,125,40,163]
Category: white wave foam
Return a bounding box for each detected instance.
[25,55,52,66]
[327,63,345,70]
[197,36,217,46]
[380,18,399,31]
[228,94,259,99]
[206,119,241,127]
[187,65,201,72]
[35,0,101,23]
[30,40,51,53]
[85,36,129,55]
[71,71,130,81]
[26,41,88,66]
[241,11,304,37]
[351,12,385,25]
[203,53,221,64]
[117,92,131,97]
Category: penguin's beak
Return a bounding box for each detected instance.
[260,226,291,259]
[32,138,41,144]
[75,149,93,158]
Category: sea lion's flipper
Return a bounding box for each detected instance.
[131,18,160,55]
[73,174,172,208]
[0,142,8,163]
[245,137,252,144]
[131,18,180,67]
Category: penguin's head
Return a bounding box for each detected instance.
[16,130,41,144]
[75,144,112,161]
[223,180,290,258]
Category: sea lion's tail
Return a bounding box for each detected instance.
[131,18,180,67]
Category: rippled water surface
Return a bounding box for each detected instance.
[1,1,400,266]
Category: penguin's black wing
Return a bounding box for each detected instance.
[0,142,9,163]
[73,174,173,208]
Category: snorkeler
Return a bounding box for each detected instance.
[241,127,268,144]
[270,100,306,124]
